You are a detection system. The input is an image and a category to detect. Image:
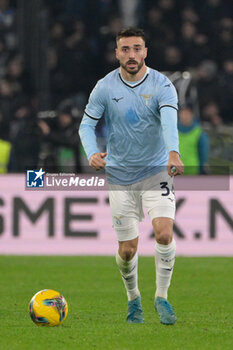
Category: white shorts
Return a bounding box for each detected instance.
[108,171,176,242]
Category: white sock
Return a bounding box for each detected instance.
[155,239,176,299]
[116,252,140,301]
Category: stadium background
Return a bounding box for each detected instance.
[0,2,233,349]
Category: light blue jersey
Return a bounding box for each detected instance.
[79,67,179,184]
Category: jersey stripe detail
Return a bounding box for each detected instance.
[118,73,149,88]
[84,111,100,120]
[159,104,178,111]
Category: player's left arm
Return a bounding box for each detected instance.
[160,107,184,176]
[167,150,184,177]
[158,79,184,176]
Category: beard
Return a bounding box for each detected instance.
[120,60,144,75]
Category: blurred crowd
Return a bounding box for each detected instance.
[0,0,232,173]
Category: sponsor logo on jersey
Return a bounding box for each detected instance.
[112,97,124,102]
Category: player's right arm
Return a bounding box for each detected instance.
[78,81,107,171]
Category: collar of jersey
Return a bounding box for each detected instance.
[118,67,150,88]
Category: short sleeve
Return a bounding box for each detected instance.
[157,78,178,111]
[85,80,106,120]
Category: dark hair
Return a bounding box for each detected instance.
[116,27,146,44]
[179,99,194,111]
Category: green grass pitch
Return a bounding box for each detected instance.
[0,256,232,350]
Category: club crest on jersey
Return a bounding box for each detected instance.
[140,94,153,106]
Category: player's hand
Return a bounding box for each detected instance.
[89,152,107,171]
[167,151,184,177]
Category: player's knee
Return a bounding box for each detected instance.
[156,232,172,245]
[153,218,173,245]
[119,246,137,261]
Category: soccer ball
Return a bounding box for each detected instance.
[29,289,68,326]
